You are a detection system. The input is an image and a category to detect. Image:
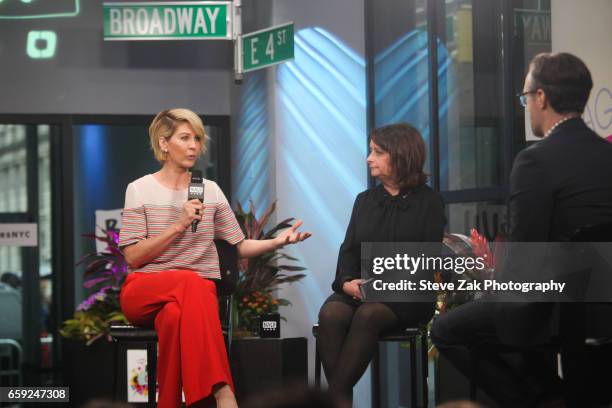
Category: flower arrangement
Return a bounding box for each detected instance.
[469,228,497,270]
[232,201,307,337]
[435,229,504,312]
[427,229,505,358]
[60,229,129,345]
[235,291,286,335]
[239,291,281,315]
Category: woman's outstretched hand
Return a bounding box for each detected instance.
[236,220,311,259]
[274,219,312,248]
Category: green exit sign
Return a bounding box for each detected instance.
[103,1,231,40]
[242,22,294,72]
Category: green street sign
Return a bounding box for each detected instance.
[242,22,294,72]
[103,1,231,40]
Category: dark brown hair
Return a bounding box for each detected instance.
[370,123,428,190]
[528,52,593,114]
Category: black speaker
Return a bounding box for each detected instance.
[230,337,308,402]
[259,313,280,338]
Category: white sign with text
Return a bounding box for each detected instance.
[0,223,38,247]
[94,209,123,253]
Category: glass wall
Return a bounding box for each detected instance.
[0,125,25,381]
[369,0,510,238]
[0,123,53,383]
[512,0,551,143]
[38,126,52,277]
[0,125,27,214]
[367,0,559,239]
[439,0,504,192]
[370,0,430,176]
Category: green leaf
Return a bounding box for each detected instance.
[277,298,291,306]
[257,201,277,231]
[277,253,300,261]
[277,265,307,271]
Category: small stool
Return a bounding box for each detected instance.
[109,326,158,407]
[313,324,429,408]
[110,294,232,407]
[0,339,22,386]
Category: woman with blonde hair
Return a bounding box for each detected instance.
[119,108,311,408]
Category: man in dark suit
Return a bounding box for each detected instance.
[431,52,612,407]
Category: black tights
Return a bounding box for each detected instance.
[317,301,399,401]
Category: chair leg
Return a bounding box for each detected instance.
[371,343,380,408]
[421,333,428,408]
[409,337,417,408]
[315,339,321,389]
[112,341,119,400]
[226,295,233,356]
[469,349,478,401]
[147,342,157,408]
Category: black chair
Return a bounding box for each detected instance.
[558,223,612,405]
[312,323,429,408]
[109,239,238,407]
[468,223,612,404]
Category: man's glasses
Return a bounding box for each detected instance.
[517,90,536,107]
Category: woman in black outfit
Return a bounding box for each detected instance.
[318,123,445,401]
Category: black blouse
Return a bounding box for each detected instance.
[331,183,446,293]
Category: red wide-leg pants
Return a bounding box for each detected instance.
[120,270,234,407]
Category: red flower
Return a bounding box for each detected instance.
[470,229,495,269]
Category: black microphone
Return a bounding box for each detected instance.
[188,170,204,232]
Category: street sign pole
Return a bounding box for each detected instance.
[233,0,243,83]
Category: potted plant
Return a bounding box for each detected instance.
[436,229,502,313]
[60,229,129,345]
[232,201,307,337]
[60,228,130,405]
[432,229,505,404]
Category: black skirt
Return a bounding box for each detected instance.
[322,292,435,328]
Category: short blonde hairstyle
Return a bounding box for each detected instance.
[149,108,209,163]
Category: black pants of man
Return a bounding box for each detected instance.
[431,301,561,408]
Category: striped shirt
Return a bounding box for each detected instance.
[119,174,244,279]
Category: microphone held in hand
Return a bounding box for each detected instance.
[188,170,204,232]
